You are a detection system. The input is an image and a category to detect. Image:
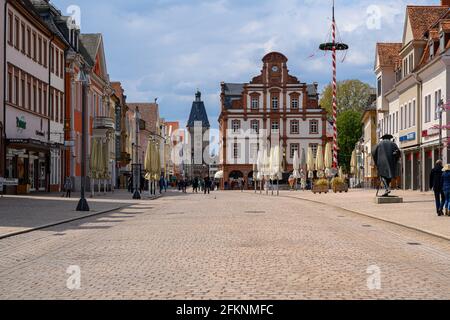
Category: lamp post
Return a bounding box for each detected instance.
[132,107,141,199]
[76,69,90,212]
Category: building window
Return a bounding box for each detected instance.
[27,77,31,109]
[271,120,279,133]
[21,22,25,53]
[425,94,431,123]
[38,84,42,114]
[27,27,31,57]
[32,32,37,61]
[395,111,399,133]
[310,144,318,159]
[38,36,42,65]
[250,143,259,161]
[272,96,279,110]
[291,98,299,109]
[60,51,64,78]
[56,50,59,76]
[60,94,64,123]
[14,17,20,49]
[51,46,55,73]
[33,81,37,112]
[435,90,442,120]
[251,97,259,109]
[309,120,319,134]
[7,69,12,103]
[412,100,416,126]
[43,40,48,68]
[14,73,19,105]
[8,11,13,45]
[250,120,259,134]
[233,143,239,159]
[290,120,299,134]
[290,144,299,159]
[408,102,412,128]
[21,76,25,107]
[43,85,47,116]
[377,77,382,97]
[231,120,240,133]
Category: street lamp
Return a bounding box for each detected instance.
[76,69,90,212]
[132,107,141,199]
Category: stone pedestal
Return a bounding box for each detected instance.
[375,196,403,204]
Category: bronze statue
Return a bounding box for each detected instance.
[372,134,401,197]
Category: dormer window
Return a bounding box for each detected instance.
[440,32,445,53]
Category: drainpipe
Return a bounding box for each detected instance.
[413,73,423,191]
[2,0,9,179]
[47,35,54,192]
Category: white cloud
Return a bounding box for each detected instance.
[52,0,437,128]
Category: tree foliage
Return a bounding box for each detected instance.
[320,80,374,115]
[337,110,362,172]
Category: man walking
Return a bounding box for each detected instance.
[64,177,73,198]
[372,134,401,197]
[430,159,445,216]
[204,176,211,194]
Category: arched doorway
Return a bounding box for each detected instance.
[228,170,243,190]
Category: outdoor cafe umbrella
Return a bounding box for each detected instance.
[256,149,263,181]
[272,145,282,196]
[324,142,333,177]
[263,149,270,195]
[292,150,301,179]
[90,138,98,179]
[315,144,325,173]
[144,140,153,181]
[307,147,315,179]
[350,149,357,175]
[300,148,307,171]
[214,171,224,179]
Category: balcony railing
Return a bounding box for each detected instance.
[93,117,115,130]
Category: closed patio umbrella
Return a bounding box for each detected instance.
[271,145,282,196]
[307,146,315,175]
[324,142,333,177]
[292,150,301,179]
[350,149,357,175]
[90,138,98,179]
[315,144,324,172]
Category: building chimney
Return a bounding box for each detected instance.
[442,0,450,6]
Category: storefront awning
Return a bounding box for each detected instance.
[6,139,62,152]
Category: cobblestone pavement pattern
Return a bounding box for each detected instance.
[1,191,450,299]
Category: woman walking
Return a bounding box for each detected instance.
[441,164,450,216]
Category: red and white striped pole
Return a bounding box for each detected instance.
[332,1,338,168]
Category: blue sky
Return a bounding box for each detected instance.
[51,0,438,128]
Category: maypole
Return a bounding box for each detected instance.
[319,0,348,169]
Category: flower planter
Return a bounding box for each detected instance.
[332,183,349,193]
[312,184,329,194]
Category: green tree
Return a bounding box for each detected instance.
[320,80,373,115]
[337,110,362,172]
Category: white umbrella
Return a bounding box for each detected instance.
[350,149,357,175]
[214,171,224,179]
[256,149,263,181]
[315,144,324,172]
[292,150,301,179]
[307,147,315,173]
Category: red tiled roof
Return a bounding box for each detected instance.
[376,43,402,67]
[407,6,449,40]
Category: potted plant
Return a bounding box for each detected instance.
[331,177,348,193]
[312,178,329,194]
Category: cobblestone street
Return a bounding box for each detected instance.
[1,190,450,300]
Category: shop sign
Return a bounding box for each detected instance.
[1,178,19,186]
[399,132,416,143]
[16,116,26,130]
[422,128,440,137]
[64,140,75,147]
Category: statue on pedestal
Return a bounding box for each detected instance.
[372,134,401,197]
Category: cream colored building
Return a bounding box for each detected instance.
[374,2,450,191]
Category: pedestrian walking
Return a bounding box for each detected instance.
[430,160,445,216]
[159,176,165,194]
[441,164,450,216]
[193,178,199,193]
[64,177,73,198]
[204,176,211,194]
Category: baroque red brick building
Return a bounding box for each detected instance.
[218,52,328,189]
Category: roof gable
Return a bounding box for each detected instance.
[80,34,108,81]
[403,6,449,45]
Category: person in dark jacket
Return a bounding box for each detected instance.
[430,160,445,216]
[441,164,450,216]
[372,134,400,197]
[204,176,211,194]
